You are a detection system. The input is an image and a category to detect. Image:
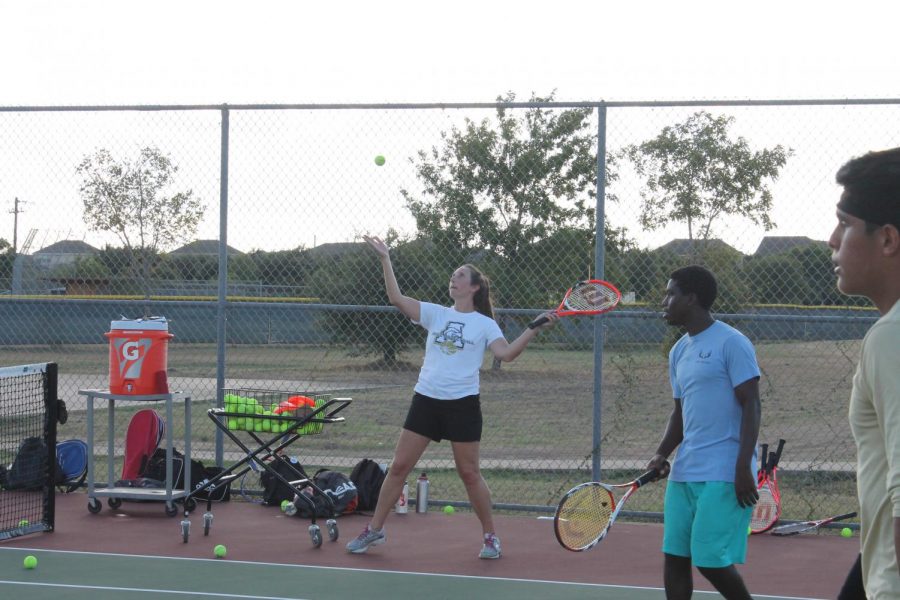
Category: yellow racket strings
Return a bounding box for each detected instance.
[558,485,615,548]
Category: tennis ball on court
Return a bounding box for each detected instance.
[443,505,455,515]
[23,555,37,569]
[747,526,752,535]
[841,527,853,538]
[18,519,29,527]
[374,155,386,166]
[281,499,291,512]
[214,544,227,558]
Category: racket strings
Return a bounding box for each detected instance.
[566,283,619,311]
[557,485,615,548]
[750,487,780,530]
[772,522,812,535]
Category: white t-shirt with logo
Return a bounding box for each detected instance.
[413,302,505,400]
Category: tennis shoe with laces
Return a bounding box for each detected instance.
[346,524,386,554]
[479,533,501,559]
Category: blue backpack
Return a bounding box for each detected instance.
[56,439,88,493]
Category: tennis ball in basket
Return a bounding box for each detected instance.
[841,527,853,538]
[23,555,37,569]
[374,155,386,166]
[443,505,455,515]
[214,544,227,558]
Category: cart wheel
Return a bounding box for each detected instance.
[326,519,338,542]
[203,512,213,536]
[165,502,178,517]
[108,497,122,509]
[184,497,197,512]
[181,519,191,543]
[87,498,102,514]
[309,524,323,548]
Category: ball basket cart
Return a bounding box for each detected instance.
[178,388,351,547]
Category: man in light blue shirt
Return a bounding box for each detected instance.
[648,265,761,600]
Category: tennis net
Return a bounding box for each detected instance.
[0,362,58,540]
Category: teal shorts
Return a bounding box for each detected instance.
[662,481,752,568]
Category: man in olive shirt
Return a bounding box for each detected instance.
[830,147,900,599]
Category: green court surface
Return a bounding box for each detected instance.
[0,548,823,600]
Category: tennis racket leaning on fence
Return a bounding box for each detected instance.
[528,279,622,329]
[750,438,785,534]
[554,463,668,552]
[771,511,857,536]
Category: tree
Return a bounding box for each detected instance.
[622,111,791,241]
[309,233,451,366]
[0,238,13,283]
[401,91,629,311]
[77,147,204,298]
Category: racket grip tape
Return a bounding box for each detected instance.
[636,462,669,487]
[528,315,550,329]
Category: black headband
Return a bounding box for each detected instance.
[837,187,900,228]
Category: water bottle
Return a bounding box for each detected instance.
[415,472,429,513]
[395,481,409,514]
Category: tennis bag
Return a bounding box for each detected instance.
[293,469,358,518]
[261,455,310,506]
[4,436,50,491]
[349,458,386,511]
[121,409,164,480]
[140,447,208,494]
[56,439,88,493]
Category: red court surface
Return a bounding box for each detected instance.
[3,493,859,599]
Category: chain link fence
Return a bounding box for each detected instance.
[1,99,896,520]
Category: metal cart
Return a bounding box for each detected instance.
[79,389,195,517]
[179,389,351,547]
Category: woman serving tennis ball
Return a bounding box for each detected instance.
[346,235,558,559]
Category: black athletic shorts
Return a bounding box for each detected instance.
[403,392,482,443]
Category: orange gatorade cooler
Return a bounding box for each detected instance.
[105,317,173,395]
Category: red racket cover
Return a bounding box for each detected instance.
[121,409,163,479]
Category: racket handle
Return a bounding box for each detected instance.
[528,315,550,330]
[635,462,668,487]
[834,512,858,522]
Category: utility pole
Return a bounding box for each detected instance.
[10,197,26,255]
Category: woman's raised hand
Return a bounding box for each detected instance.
[363,235,390,259]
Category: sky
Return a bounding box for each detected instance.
[1,0,899,254]
[3,0,898,105]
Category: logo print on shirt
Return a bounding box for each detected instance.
[434,321,466,354]
[698,349,712,360]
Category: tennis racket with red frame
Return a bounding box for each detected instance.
[529,279,622,329]
[553,463,667,552]
[771,511,857,536]
[751,439,785,534]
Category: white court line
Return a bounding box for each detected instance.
[0,581,309,599]
[0,547,825,599]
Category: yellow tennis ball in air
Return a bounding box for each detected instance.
[841,527,853,538]
[214,544,227,558]
[23,555,37,569]
[374,155,386,166]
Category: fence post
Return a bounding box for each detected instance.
[592,104,608,482]
[215,105,230,468]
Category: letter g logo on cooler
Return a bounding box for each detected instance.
[113,338,153,379]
